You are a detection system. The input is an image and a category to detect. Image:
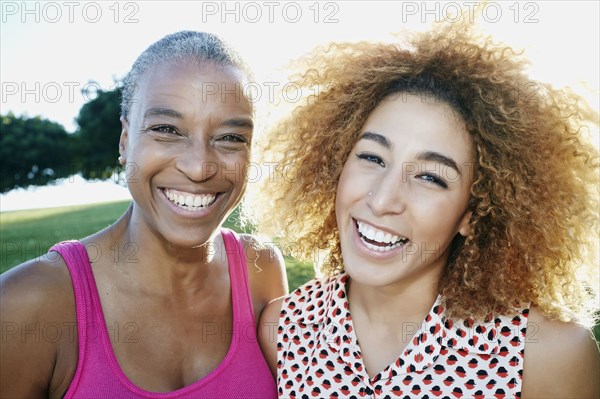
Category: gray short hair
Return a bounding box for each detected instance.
[120,31,250,118]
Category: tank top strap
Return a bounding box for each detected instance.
[48,240,96,392]
[220,228,255,326]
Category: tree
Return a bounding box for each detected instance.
[0,113,75,193]
[72,87,123,180]
[1,86,123,193]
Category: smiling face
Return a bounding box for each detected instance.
[335,93,474,289]
[119,60,253,248]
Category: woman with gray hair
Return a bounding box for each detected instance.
[0,31,287,398]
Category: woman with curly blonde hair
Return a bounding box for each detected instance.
[255,21,600,398]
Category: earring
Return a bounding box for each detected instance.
[118,155,125,165]
[368,191,373,196]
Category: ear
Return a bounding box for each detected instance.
[457,209,473,237]
[118,116,129,163]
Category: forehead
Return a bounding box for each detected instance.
[362,93,472,160]
[131,60,253,118]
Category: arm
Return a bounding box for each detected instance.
[521,306,600,399]
[258,297,285,378]
[0,256,76,399]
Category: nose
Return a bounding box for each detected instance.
[367,171,407,216]
[174,139,219,182]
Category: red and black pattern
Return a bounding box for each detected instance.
[277,273,529,398]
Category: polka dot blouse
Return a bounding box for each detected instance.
[276,273,529,399]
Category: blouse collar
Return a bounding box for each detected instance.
[286,273,509,376]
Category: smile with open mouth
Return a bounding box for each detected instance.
[162,188,219,212]
[355,219,410,252]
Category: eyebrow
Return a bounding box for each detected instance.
[221,117,254,130]
[143,107,183,120]
[416,151,462,176]
[358,131,391,149]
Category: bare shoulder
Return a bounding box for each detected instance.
[239,233,286,275]
[258,296,286,377]
[1,253,77,398]
[260,296,286,327]
[522,306,600,399]
[1,253,74,319]
[239,234,288,305]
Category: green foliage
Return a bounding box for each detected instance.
[285,256,315,291]
[1,86,122,193]
[595,315,600,347]
[0,113,75,193]
[72,87,123,180]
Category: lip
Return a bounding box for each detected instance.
[351,217,409,261]
[158,187,224,219]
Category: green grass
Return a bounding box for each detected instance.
[2,202,598,343]
[1,201,131,273]
[0,201,315,290]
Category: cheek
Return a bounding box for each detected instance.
[335,164,353,213]
[414,198,468,238]
[129,138,172,162]
[223,150,251,184]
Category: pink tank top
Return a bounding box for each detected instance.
[50,229,276,398]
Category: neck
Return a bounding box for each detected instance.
[346,267,441,324]
[94,204,225,296]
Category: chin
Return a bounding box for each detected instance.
[161,225,219,250]
[343,263,400,288]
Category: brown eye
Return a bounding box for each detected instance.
[356,152,385,167]
[151,125,179,135]
[217,134,248,143]
[416,173,448,189]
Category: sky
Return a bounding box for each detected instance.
[1,0,599,211]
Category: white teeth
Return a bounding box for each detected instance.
[360,222,378,241]
[356,220,407,247]
[363,240,404,252]
[163,189,217,212]
[383,233,392,244]
[193,196,202,207]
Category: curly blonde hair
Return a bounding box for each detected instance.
[247,22,599,323]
